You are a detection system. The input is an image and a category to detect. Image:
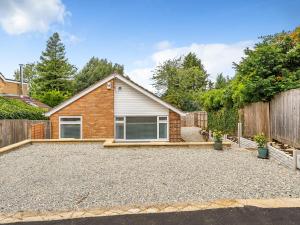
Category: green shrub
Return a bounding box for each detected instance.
[208,107,238,135]
[0,97,46,120]
[213,130,223,142]
[254,133,267,148]
[33,90,71,107]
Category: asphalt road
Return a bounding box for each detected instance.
[7,206,300,225]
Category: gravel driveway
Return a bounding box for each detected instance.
[1,143,300,213]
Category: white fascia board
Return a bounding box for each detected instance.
[115,75,185,116]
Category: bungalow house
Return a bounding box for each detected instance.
[45,74,185,142]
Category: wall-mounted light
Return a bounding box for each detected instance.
[107,82,112,89]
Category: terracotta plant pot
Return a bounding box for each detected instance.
[258,147,268,159]
[214,141,223,150]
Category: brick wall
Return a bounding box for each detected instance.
[31,123,45,139]
[50,79,114,139]
[0,79,28,95]
[169,110,181,142]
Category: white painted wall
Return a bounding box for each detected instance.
[114,79,169,116]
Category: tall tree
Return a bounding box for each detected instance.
[152,52,208,111]
[31,32,76,106]
[74,57,124,93]
[33,32,76,94]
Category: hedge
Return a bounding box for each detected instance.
[207,107,239,135]
[0,97,46,120]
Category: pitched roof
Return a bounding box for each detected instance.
[0,72,28,84]
[45,74,185,116]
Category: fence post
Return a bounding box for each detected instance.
[294,150,300,170]
[238,122,242,147]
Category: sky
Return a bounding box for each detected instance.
[0,0,299,91]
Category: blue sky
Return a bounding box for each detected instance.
[0,0,299,90]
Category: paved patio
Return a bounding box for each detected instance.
[0,143,300,213]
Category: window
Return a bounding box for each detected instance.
[126,117,157,139]
[59,116,82,139]
[158,116,168,139]
[115,117,124,139]
[115,116,168,140]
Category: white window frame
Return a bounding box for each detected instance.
[115,116,125,140]
[158,116,169,140]
[59,116,83,139]
[114,115,168,142]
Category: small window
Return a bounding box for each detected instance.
[60,116,82,139]
[159,116,167,121]
[60,118,81,122]
[116,117,124,122]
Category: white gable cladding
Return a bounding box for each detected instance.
[114,79,169,116]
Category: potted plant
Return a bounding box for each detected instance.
[213,130,223,150]
[254,133,268,159]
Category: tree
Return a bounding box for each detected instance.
[33,32,76,95]
[74,57,124,93]
[35,90,70,108]
[214,73,230,89]
[152,52,208,111]
[31,32,76,106]
[200,26,300,113]
[233,26,300,105]
[13,63,37,84]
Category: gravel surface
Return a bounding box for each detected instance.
[1,143,300,213]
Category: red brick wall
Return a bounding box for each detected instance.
[50,79,114,139]
[31,123,45,139]
[169,110,182,142]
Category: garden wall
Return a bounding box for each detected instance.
[267,143,294,169]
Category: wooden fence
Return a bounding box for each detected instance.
[181,111,207,129]
[240,88,300,148]
[239,102,270,138]
[0,120,50,147]
[270,89,300,148]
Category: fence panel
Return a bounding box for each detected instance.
[0,120,50,147]
[240,102,270,138]
[270,89,300,148]
[0,120,28,147]
[181,111,207,129]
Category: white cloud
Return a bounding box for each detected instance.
[60,31,82,45]
[152,41,254,80]
[127,40,254,91]
[0,0,67,35]
[154,40,172,50]
[126,67,154,92]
